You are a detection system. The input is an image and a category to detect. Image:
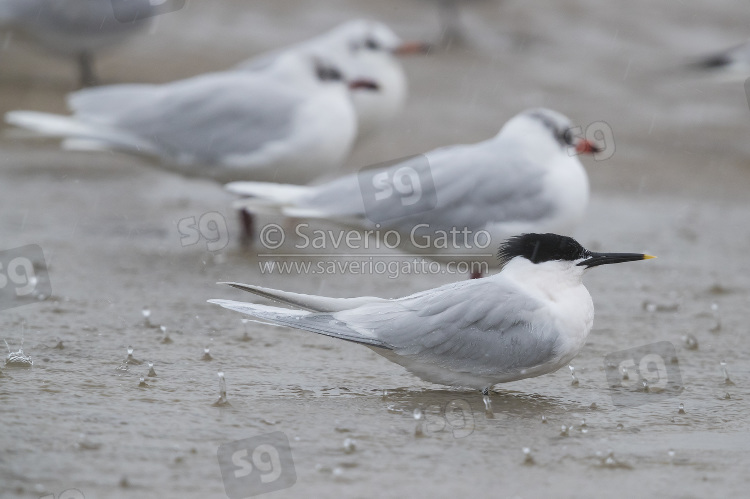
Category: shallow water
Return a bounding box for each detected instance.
[2,1,750,498]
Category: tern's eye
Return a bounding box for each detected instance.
[364,38,380,50]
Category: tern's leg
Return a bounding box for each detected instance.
[77,51,98,87]
[470,271,483,280]
[238,208,255,247]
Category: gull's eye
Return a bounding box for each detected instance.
[364,38,380,50]
[562,128,575,146]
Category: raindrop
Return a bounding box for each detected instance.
[642,379,649,392]
[213,371,230,406]
[560,424,569,437]
[668,449,675,463]
[139,376,148,387]
[483,394,494,419]
[413,408,424,437]
[4,338,33,368]
[332,467,344,479]
[202,347,213,361]
[142,306,152,327]
[678,403,685,414]
[580,419,588,434]
[342,438,356,454]
[720,361,735,386]
[413,408,423,420]
[710,302,721,333]
[589,402,598,410]
[723,392,731,400]
[147,362,157,377]
[683,334,698,350]
[382,389,389,400]
[569,365,579,386]
[616,423,624,430]
[604,449,616,467]
[622,366,629,381]
[522,447,534,465]
[125,345,142,365]
[541,415,547,424]
[240,319,252,342]
[160,325,167,334]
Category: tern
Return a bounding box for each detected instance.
[209,233,655,393]
[689,39,750,79]
[228,108,601,276]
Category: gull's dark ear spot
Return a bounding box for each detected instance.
[498,233,588,266]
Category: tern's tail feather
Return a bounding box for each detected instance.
[219,282,389,313]
[5,111,159,155]
[208,299,392,349]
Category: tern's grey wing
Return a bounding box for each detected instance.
[104,73,304,163]
[296,140,554,230]
[334,278,556,375]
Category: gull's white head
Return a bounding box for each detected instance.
[497,108,602,160]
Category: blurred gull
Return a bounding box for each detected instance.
[210,233,654,392]
[0,0,155,86]
[5,53,378,184]
[240,19,430,137]
[227,108,600,277]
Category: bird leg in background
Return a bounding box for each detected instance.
[470,271,483,279]
[77,51,98,87]
[436,0,465,48]
[238,208,255,247]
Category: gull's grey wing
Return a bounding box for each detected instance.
[295,139,554,231]
[334,277,556,375]
[79,72,304,163]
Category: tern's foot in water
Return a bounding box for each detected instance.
[77,52,99,88]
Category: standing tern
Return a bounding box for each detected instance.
[227,108,601,276]
[240,19,430,137]
[0,0,154,86]
[210,233,655,393]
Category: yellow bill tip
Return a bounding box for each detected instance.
[643,255,657,260]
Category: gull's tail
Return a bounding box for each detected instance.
[225,181,313,216]
[5,111,158,155]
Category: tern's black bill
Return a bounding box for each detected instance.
[578,252,655,268]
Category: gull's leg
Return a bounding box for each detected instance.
[77,51,98,87]
[238,208,255,247]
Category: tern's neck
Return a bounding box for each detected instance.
[499,258,586,299]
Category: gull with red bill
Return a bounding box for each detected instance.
[228,108,602,277]
[239,19,431,137]
[4,52,378,185]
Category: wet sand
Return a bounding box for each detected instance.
[2,1,750,498]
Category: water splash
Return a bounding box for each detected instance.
[382,389,389,400]
[616,423,624,430]
[720,361,735,386]
[161,328,173,344]
[569,365,579,386]
[580,419,588,434]
[240,319,252,342]
[678,403,685,414]
[709,302,721,333]
[483,394,494,419]
[560,424,569,437]
[621,366,629,381]
[213,371,230,407]
[138,376,148,388]
[668,449,675,464]
[202,346,213,361]
[125,345,142,365]
[342,438,356,454]
[4,338,32,368]
[413,408,424,437]
[541,415,547,424]
[683,334,698,350]
[522,447,534,465]
[142,306,152,327]
[147,362,157,377]
[642,379,650,393]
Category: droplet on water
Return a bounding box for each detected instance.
[569,365,579,386]
[413,408,424,437]
[616,423,624,430]
[127,346,134,355]
[541,415,547,424]
[622,366,629,380]
[342,438,356,454]
[522,447,534,465]
[413,408,423,421]
[683,334,698,350]
[710,302,721,333]
[147,362,157,377]
[213,371,230,406]
[560,425,569,436]
[720,361,735,386]
[142,307,151,319]
[678,403,685,414]
[202,346,213,361]
[138,376,148,387]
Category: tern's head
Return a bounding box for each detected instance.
[499,108,602,157]
[498,233,655,274]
